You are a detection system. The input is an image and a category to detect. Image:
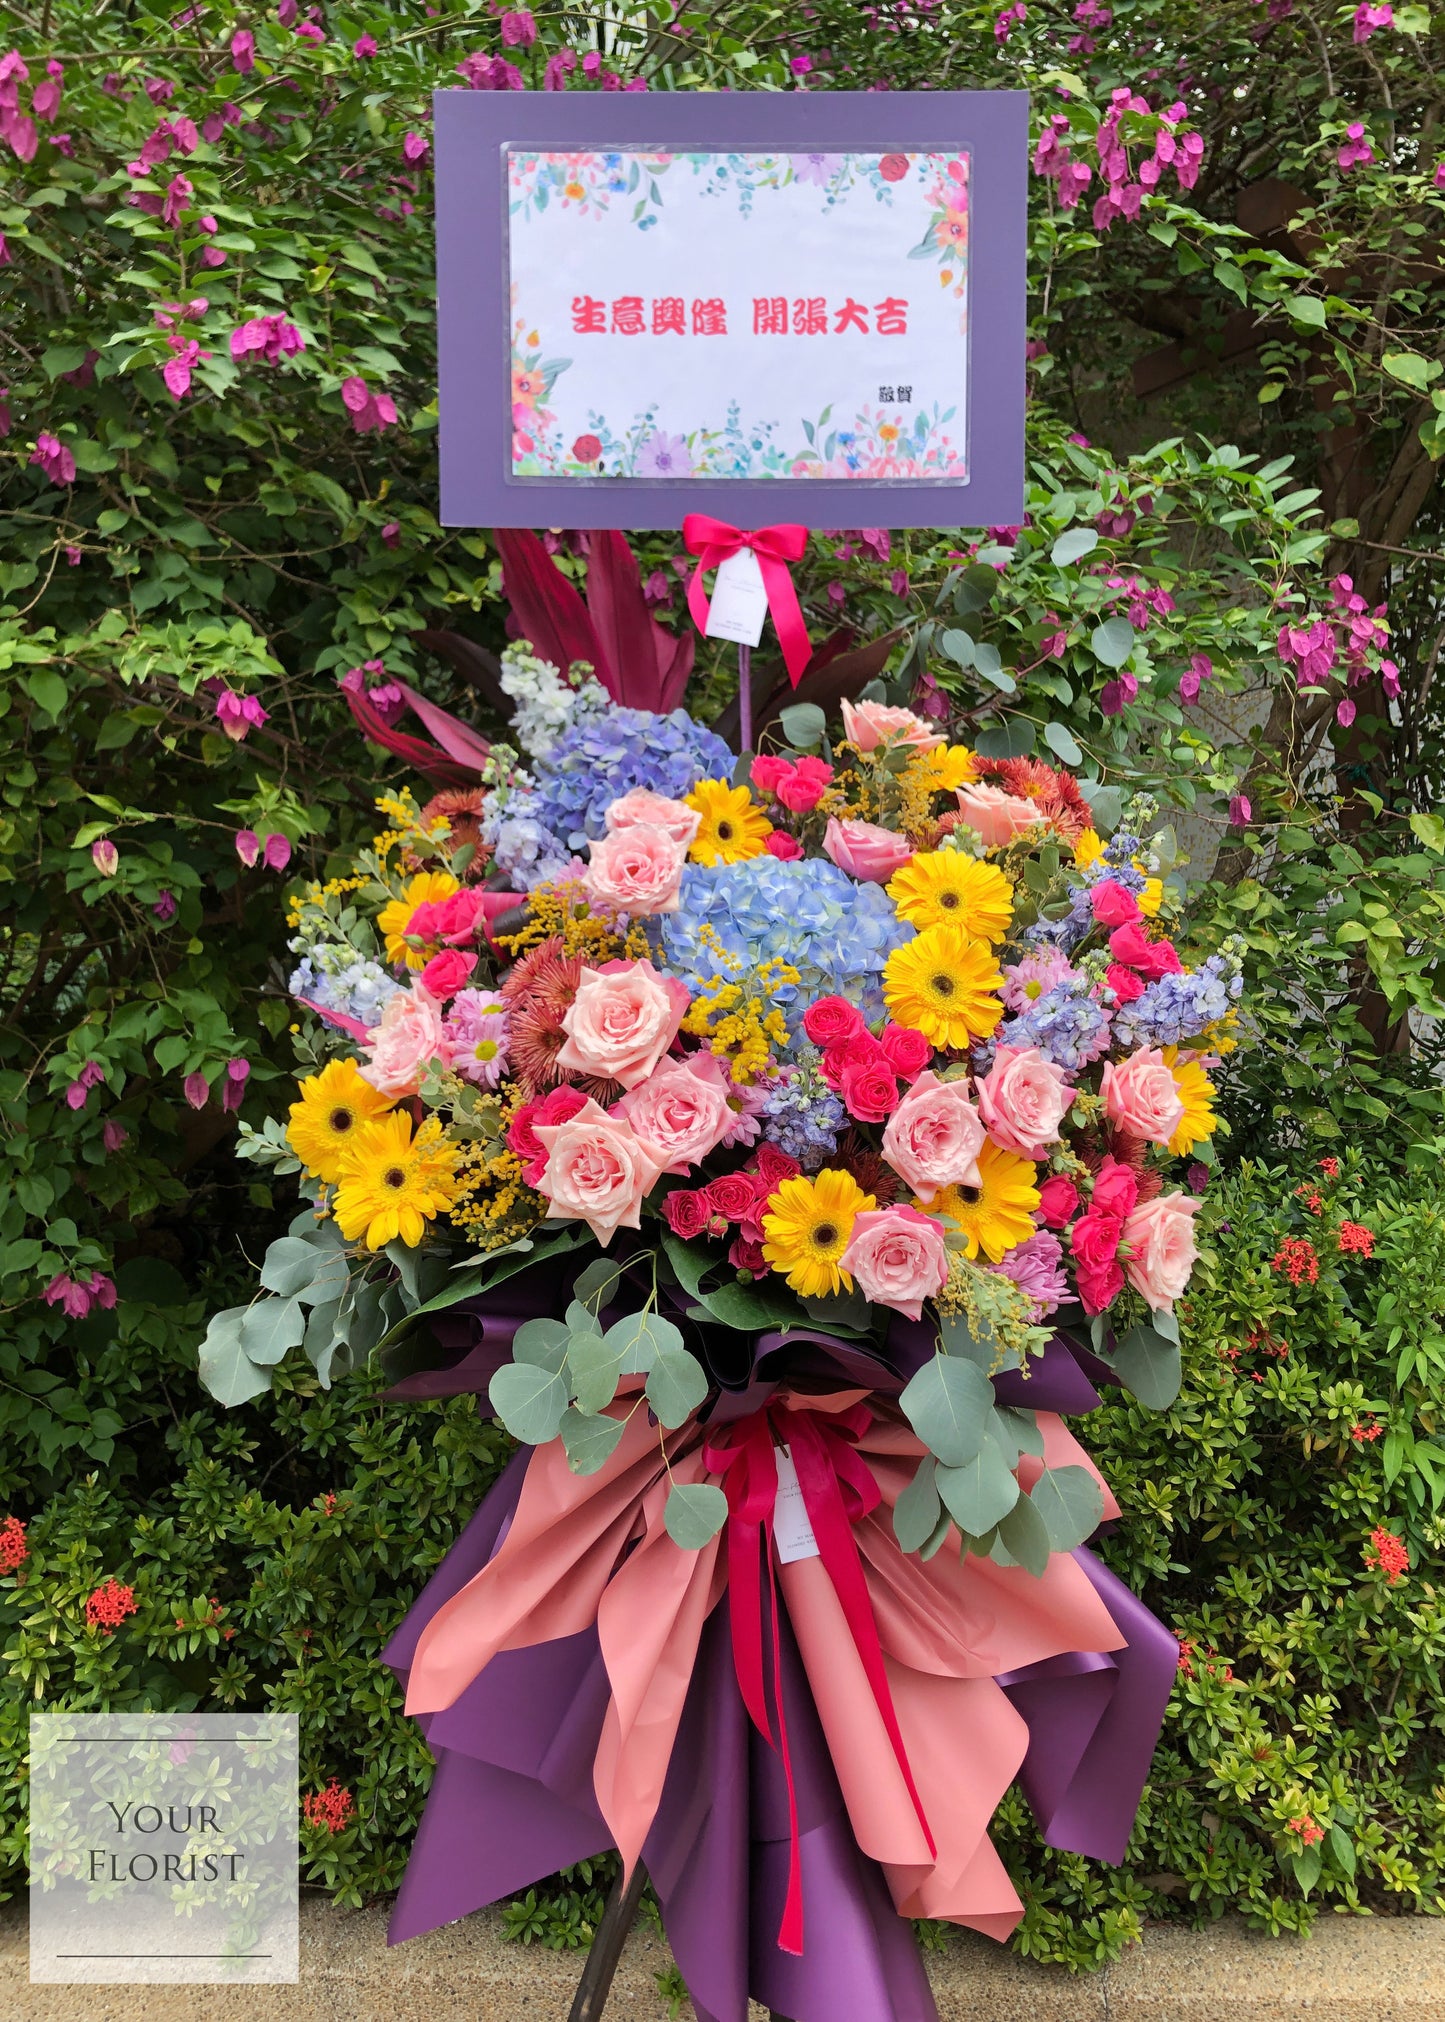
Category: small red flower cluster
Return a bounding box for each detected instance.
[1288,1814,1325,1847]
[85,1577,137,1631]
[302,1778,356,1833]
[1318,1156,1341,1179]
[1271,1235,1320,1286]
[0,1515,28,1574]
[1174,1632,1233,1683]
[1295,1182,1325,1216]
[664,1142,800,1271]
[1350,1418,1383,1444]
[1364,1527,1410,1584]
[1338,1220,1375,1258]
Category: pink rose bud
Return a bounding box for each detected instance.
[103,1120,129,1152]
[91,838,119,876]
[420,948,477,999]
[822,816,914,884]
[952,783,1042,847]
[234,829,260,866]
[1090,879,1141,928]
[840,698,944,753]
[763,829,804,861]
[262,832,292,871]
[183,1071,211,1110]
[1036,1174,1080,1228]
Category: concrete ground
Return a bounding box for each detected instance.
[4,1895,1442,2020]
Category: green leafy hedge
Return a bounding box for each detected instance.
[4,1152,1440,1971]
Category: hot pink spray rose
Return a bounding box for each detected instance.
[584,822,687,915]
[360,986,452,1098]
[840,698,945,753]
[604,788,701,849]
[1101,1046,1185,1145]
[419,948,476,1000]
[555,959,689,1090]
[840,1205,949,1321]
[953,782,1042,847]
[532,1098,667,1246]
[615,1056,735,1173]
[975,1044,1071,1159]
[881,1069,986,1201]
[1121,1192,1201,1311]
[823,817,914,884]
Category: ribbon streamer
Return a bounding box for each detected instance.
[682,515,813,686]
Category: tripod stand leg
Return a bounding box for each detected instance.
[567,1860,650,2022]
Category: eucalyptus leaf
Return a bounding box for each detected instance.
[512,1316,571,1372]
[197,1307,272,1407]
[779,700,826,749]
[240,1295,307,1366]
[664,1481,728,1549]
[572,1253,631,1315]
[565,1299,603,1339]
[997,1488,1052,1576]
[893,1456,941,1552]
[645,1345,709,1429]
[259,1236,330,1299]
[898,1354,994,1467]
[1043,720,1084,767]
[1050,526,1099,567]
[1110,1320,1183,1409]
[918,1507,954,1561]
[1078,781,1124,832]
[558,1405,628,1475]
[488,1361,568,1445]
[1091,616,1137,669]
[938,627,975,669]
[936,1446,1020,1534]
[1028,1465,1106,1551]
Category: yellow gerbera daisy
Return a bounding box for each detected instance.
[286,1059,394,1184]
[378,869,459,969]
[685,779,772,866]
[762,1168,876,1299]
[887,850,1014,941]
[333,1111,460,1250]
[883,925,1004,1050]
[1164,1049,1217,1157]
[908,743,978,795]
[1073,828,1105,871]
[926,1142,1041,1263]
[1138,876,1164,918]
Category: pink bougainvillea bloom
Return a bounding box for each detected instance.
[234,828,261,866]
[340,375,398,434]
[183,1071,211,1110]
[263,832,292,871]
[103,1119,129,1151]
[295,20,325,41]
[230,314,305,364]
[1338,121,1375,171]
[152,889,177,921]
[277,0,299,23]
[1179,651,1213,703]
[45,1273,94,1320]
[1381,658,1401,699]
[1100,672,1139,715]
[402,129,429,164]
[544,50,577,89]
[222,1057,251,1111]
[231,27,256,71]
[1228,794,1252,828]
[500,10,537,45]
[791,53,812,74]
[214,689,269,740]
[29,433,76,485]
[31,70,62,121]
[1434,160,1445,190]
[91,838,119,877]
[1353,1,1393,37]
[162,336,210,401]
[1336,696,1356,728]
[354,33,378,56]
[380,520,401,547]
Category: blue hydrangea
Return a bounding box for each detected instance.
[1113,951,1244,1050]
[526,705,733,852]
[760,1054,846,1169]
[995,974,1112,1072]
[288,945,399,1028]
[487,801,576,890]
[656,856,909,1031]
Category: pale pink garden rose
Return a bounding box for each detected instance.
[1100,1046,1185,1146]
[360,985,453,1098]
[975,1044,1071,1159]
[532,1098,667,1246]
[614,1056,735,1174]
[840,1205,949,1321]
[953,782,1044,847]
[840,698,945,754]
[605,787,702,849]
[823,816,914,884]
[555,958,690,1090]
[881,1069,986,1202]
[1121,1192,1201,1311]
[584,822,687,916]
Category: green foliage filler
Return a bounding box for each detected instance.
[4,1155,1440,1967]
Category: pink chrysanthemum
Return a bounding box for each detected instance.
[1000,948,1077,1016]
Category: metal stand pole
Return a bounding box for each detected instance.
[738,641,753,755]
[567,1859,649,2022]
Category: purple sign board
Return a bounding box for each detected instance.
[435,90,1027,530]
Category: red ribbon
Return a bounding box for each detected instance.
[681,515,813,687]
[702,1401,935,1957]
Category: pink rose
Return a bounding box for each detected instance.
[1101,1047,1185,1146]
[360,986,452,1098]
[1108,922,1183,980]
[841,1059,900,1123]
[1090,1155,1140,1220]
[820,1031,886,1090]
[1090,879,1141,928]
[953,783,1042,847]
[749,755,790,797]
[879,1023,932,1082]
[840,698,945,753]
[1070,1208,1125,1315]
[975,1044,1071,1159]
[615,1057,734,1174]
[764,830,804,861]
[420,948,476,999]
[1106,962,1146,1004]
[705,1171,757,1222]
[1037,1175,1080,1228]
[410,889,487,945]
[840,1205,949,1321]
[803,996,866,1047]
[729,1231,768,1273]
[556,959,689,1090]
[775,755,833,813]
[605,788,701,849]
[584,822,687,916]
[823,817,913,884]
[509,1085,587,1183]
[881,1069,986,1202]
[1121,1192,1201,1312]
[662,1186,712,1240]
[533,1098,667,1246]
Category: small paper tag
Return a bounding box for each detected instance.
[704,545,769,647]
[772,1446,820,1564]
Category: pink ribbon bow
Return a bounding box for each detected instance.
[682,515,813,686]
